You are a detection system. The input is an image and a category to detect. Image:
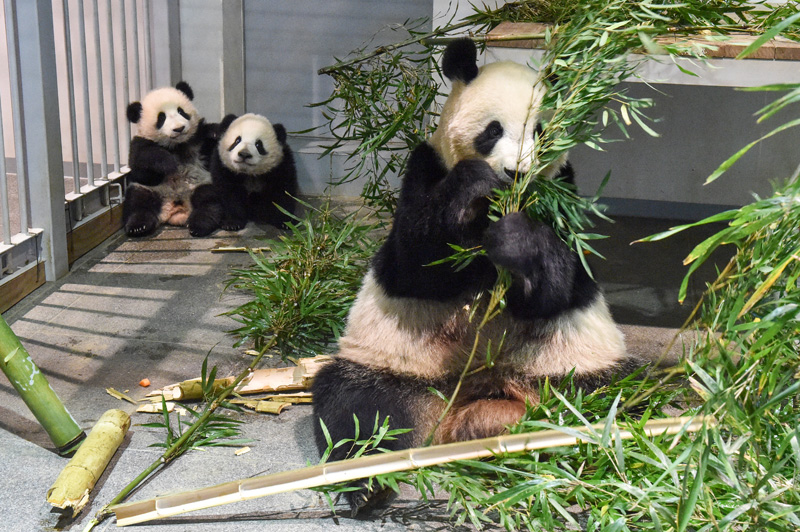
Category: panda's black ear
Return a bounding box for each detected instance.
[175,81,194,100]
[442,37,479,84]
[219,113,238,133]
[126,102,142,123]
[272,123,287,144]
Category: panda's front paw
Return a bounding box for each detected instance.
[343,480,396,518]
[484,212,554,273]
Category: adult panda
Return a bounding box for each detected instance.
[123,81,217,237]
[312,38,640,513]
[188,113,298,237]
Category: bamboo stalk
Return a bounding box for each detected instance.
[147,355,330,401]
[112,416,712,526]
[47,409,130,516]
[0,315,86,456]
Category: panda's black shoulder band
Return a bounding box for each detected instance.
[442,37,479,84]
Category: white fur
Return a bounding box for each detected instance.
[338,271,626,380]
[218,113,283,176]
[135,87,199,148]
[429,61,567,180]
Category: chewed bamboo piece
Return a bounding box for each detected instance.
[112,416,713,526]
[146,355,330,401]
[47,409,130,516]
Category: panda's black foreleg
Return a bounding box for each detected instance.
[251,191,296,229]
[187,184,223,237]
[219,185,248,232]
[484,211,596,319]
[122,185,162,237]
[311,359,426,516]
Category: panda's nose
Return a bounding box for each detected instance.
[173,126,185,133]
[237,149,252,161]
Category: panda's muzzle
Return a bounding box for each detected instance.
[237,149,253,162]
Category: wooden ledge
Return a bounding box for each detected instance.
[486,21,800,61]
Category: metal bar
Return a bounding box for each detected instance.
[76,0,94,188]
[142,0,152,91]
[15,0,69,280]
[60,0,81,195]
[4,0,29,231]
[91,0,108,180]
[119,0,131,148]
[0,92,9,244]
[105,0,120,172]
[130,0,141,99]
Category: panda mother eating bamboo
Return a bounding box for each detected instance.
[312,38,641,513]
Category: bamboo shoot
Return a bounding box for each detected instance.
[47,409,130,515]
[0,315,85,456]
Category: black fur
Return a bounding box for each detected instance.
[121,185,162,237]
[175,80,194,100]
[189,115,298,236]
[126,102,142,124]
[442,37,479,84]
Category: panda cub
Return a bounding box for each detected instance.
[312,38,640,513]
[123,81,217,237]
[189,113,298,237]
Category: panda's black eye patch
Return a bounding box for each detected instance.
[474,120,504,156]
[255,139,267,156]
[535,122,543,138]
[177,107,190,120]
[228,136,242,151]
[156,112,166,129]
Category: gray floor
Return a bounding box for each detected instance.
[0,214,724,531]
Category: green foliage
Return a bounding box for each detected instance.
[141,356,251,453]
[225,200,381,359]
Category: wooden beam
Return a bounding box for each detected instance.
[0,262,45,314]
[486,21,800,60]
[67,204,122,266]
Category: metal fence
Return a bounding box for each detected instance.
[0,0,172,311]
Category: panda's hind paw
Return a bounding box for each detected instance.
[343,481,395,518]
[220,220,246,232]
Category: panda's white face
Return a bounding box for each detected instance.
[218,114,283,176]
[431,61,563,181]
[135,87,200,148]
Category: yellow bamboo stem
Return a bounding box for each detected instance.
[112,416,712,526]
[47,409,131,516]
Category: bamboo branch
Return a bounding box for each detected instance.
[112,416,713,526]
[83,340,280,531]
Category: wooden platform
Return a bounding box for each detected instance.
[487,21,800,60]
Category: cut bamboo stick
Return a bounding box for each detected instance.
[112,416,713,526]
[0,315,86,456]
[47,409,130,516]
[147,355,330,401]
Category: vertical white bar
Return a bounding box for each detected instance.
[130,0,141,100]
[76,0,94,188]
[16,0,69,280]
[91,0,108,179]
[61,0,81,194]
[105,0,120,172]
[4,0,29,231]
[119,0,131,148]
[0,93,9,244]
[142,0,152,91]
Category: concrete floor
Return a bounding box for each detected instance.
[0,213,724,531]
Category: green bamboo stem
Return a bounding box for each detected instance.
[0,315,85,456]
[83,338,278,531]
